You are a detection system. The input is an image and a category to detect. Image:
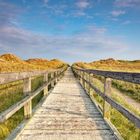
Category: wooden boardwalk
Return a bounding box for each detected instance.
[16,68,117,140]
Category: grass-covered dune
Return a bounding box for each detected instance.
[74,58,140,72]
[0,53,66,72]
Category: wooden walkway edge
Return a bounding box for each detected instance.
[14,68,118,140]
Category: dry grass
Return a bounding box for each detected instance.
[74,58,140,72]
[0,53,66,72]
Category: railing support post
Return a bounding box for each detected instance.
[82,71,85,88]
[88,73,91,95]
[58,71,61,80]
[23,77,32,119]
[56,71,58,83]
[84,72,87,91]
[103,78,111,119]
[43,73,48,96]
[51,72,55,88]
[80,71,82,84]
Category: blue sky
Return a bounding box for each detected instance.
[0,0,140,63]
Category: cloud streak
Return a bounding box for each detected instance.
[76,0,90,9]
[114,0,140,8]
[111,10,125,17]
[0,1,22,27]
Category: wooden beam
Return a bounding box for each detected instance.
[103,78,111,119]
[0,69,61,85]
[73,67,140,84]
[43,73,48,96]
[51,72,55,88]
[23,77,32,119]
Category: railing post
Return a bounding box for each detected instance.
[80,71,83,84]
[85,72,88,91]
[82,71,85,88]
[51,72,55,88]
[77,70,80,80]
[23,77,32,119]
[103,78,111,119]
[88,73,91,95]
[56,71,58,83]
[43,73,48,96]
[58,71,61,80]
[55,71,58,83]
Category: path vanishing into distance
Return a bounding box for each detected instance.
[15,68,117,140]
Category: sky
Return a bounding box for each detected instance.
[0,0,140,63]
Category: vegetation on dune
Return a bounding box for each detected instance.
[0,53,66,72]
[74,58,140,72]
[26,58,65,69]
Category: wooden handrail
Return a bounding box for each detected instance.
[0,68,64,85]
[73,67,140,84]
[0,66,67,122]
[72,67,140,129]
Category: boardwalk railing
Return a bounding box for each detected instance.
[0,66,67,122]
[72,67,140,129]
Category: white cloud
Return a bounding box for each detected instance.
[73,11,86,17]
[44,0,49,4]
[87,26,107,34]
[111,10,125,17]
[115,0,140,7]
[76,0,90,9]
[122,20,131,25]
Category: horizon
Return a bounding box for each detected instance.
[1,53,140,65]
[0,0,140,63]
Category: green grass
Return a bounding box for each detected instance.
[112,80,140,102]
[0,76,44,140]
[92,74,140,103]
[0,81,23,113]
[88,76,140,140]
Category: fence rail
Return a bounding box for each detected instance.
[72,67,140,129]
[0,66,67,122]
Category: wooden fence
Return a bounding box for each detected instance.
[72,67,140,129]
[0,66,67,122]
